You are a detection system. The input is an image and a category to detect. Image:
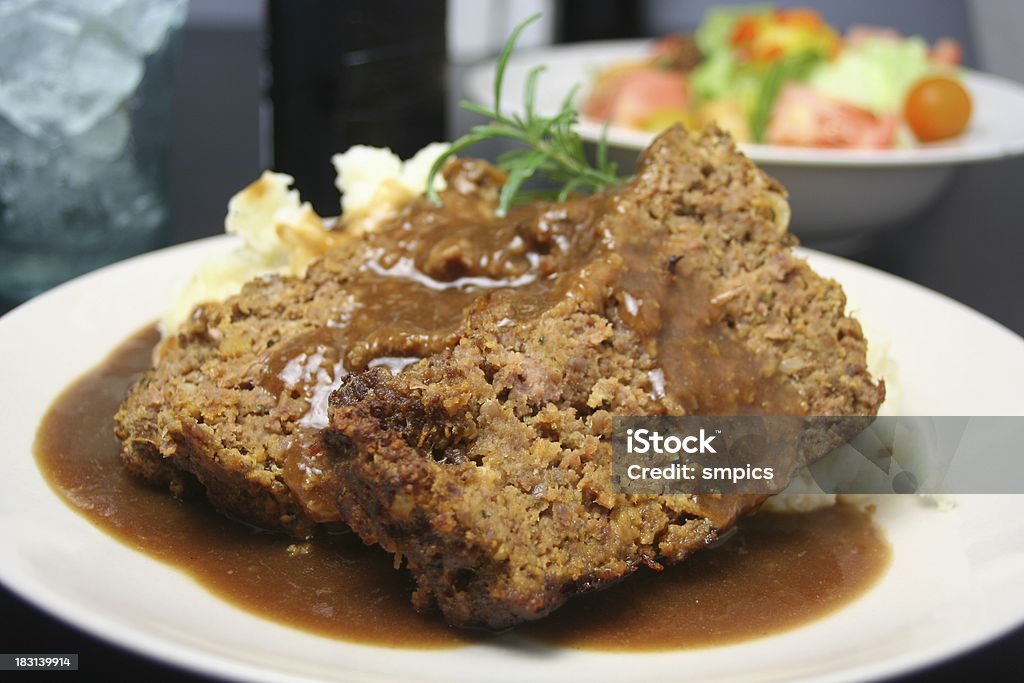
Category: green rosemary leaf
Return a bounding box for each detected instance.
[498,160,538,216]
[558,83,581,119]
[494,12,542,118]
[425,12,624,211]
[459,101,499,119]
[513,188,559,199]
[557,176,589,202]
[523,65,546,127]
[425,133,489,204]
[596,122,611,171]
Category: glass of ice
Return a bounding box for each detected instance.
[0,0,187,306]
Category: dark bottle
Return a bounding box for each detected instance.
[555,0,641,43]
[267,0,447,215]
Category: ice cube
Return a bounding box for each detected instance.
[63,27,143,134]
[0,0,38,20]
[70,109,131,160]
[41,0,127,18]
[0,0,177,299]
[0,0,186,137]
[0,6,80,136]
[111,0,187,56]
[1,133,166,250]
[35,0,188,56]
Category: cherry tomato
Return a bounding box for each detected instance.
[904,76,972,142]
[731,18,759,46]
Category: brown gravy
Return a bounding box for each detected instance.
[35,326,890,650]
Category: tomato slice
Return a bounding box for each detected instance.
[766,84,897,149]
[904,76,972,142]
[584,68,689,128]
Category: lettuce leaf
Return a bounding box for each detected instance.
[750,51,824,142]
[695,4,770,55]
[808,37,936,114]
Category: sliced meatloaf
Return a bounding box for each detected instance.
[320,125,885,629]
[115,157,616,536]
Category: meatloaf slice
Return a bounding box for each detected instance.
[321,125,885,629]
[114,159,535,536]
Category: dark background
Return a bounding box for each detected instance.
[2,0,1022,680]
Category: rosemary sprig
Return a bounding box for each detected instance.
[426,13,623,216]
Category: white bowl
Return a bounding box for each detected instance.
[464,40,1024,245]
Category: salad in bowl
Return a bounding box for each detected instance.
[583,6,972,149]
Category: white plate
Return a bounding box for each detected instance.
[464,40,1024,241]
[2,236,1024,683]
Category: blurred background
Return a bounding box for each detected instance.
[1,0,1023,679]
[6,0,1021,328]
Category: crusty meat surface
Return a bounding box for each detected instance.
[115,159,524,536]
[321,126,884,629]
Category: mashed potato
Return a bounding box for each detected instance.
[161,143,449,335]
[332,142,449,219]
